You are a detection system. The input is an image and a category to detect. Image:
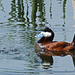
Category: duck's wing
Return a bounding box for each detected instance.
[42,41,70,51]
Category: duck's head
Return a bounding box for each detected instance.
[36,27,54,43]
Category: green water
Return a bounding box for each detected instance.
[0,0,75,75]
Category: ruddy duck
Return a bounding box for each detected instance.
[35,27,75,51]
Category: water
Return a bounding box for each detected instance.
[0,0,75,75]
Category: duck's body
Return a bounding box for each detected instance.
[35,27,75,51]
[42,41,74,51]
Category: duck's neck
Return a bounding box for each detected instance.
[38,37,53,43]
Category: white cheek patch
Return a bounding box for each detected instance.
[42,32,52,37]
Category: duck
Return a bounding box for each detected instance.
[35,27,75,51]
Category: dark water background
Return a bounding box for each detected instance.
[0,0,75,75]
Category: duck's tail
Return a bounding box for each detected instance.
[73,34,75,47]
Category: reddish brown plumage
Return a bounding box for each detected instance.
[42,41,74,51]
[35,27,75,52]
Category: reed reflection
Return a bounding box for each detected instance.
[57,0,67,27]
[31,0,37,26]
[8,0,68,28]
[8,0,25,22]
[50,0,52,19]
[26,1,29,26]
[63,0,67,19]
[17,0,25,22]
[31,0,46,27]
[38,0,46,24]
[0,0,4,12]
[72,0,75,20]
[57,0,67,41]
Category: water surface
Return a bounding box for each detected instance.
[0,0,75,75]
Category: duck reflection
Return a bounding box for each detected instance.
[71,50,75,67]
[35,48,75,69]
[39,54,53,69]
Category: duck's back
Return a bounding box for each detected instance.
[42,41,74,51]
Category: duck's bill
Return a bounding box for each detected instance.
[35,32,44,38]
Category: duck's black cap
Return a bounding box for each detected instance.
[43,27,53,32]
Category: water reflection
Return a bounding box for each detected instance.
[72,0,75,20]
[36,48,75,69]
[72,50,75,67]
[63,0,67,19]
[26,0,30,26]
[0,0,4,12]
[8,0,49,28]
[31,0,47,27]
[31,0,37,26]
[8,0,25,22]
[0,0,75,74]
[39,54,53,69]
[50,0,52,19]
[6,0,68,30]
